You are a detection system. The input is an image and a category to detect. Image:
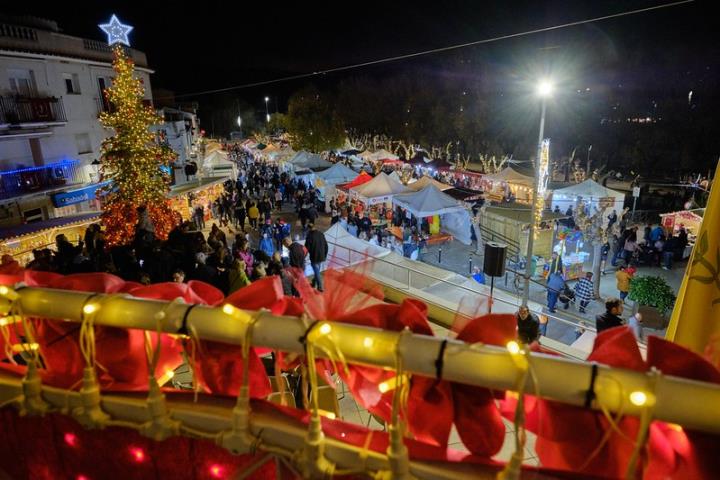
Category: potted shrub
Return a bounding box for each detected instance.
[628,275,676,329]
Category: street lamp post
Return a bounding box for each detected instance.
[264,96,270,123]
[522,80,553,307]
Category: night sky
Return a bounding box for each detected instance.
[4,0,717,107]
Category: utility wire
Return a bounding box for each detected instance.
[170,0,694,99]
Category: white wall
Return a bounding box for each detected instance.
[1,54,153,176]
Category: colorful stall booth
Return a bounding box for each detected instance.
[392,184,472,245]
[660,208,704,238]
[551,226,589,280]
[168,178,228,222]
[347,172,410,226]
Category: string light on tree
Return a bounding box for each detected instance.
[97,44,179,246]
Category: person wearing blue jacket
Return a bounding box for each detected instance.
[546,271,566,313]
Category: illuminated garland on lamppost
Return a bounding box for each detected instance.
[533,139,550,235]
[98,45,178,246]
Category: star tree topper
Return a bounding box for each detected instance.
[99,14,133,46]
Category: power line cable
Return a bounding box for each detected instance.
[168,0,694,99]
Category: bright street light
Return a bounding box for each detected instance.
[264,96,269,103]
[537,80,554,98]
[264,97,270,122]
[236,116,242,127]
[523,79,553,306]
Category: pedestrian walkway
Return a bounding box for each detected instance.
[419,237,686,344]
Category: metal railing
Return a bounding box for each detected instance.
[0,160,83,201]
[324,241,597,343]
[0,95,67,124]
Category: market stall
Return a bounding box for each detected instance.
[441,169,484,191]
[481,167,535,203]
[286,151,332,172]
[392,184,472,245]
[660,208,704,237]
[349,172,409,206]
[168,177,228,222]
[347,172,410,225]
[551,179,626,225]
[201,150,237,179]
[315,162,359,186]
[405,175,452,192]
[551,226,589,280]
[359,149,399,162]
[0,213,99,265]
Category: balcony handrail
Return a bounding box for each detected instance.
[2,286,719,437]
[0,95,67,124]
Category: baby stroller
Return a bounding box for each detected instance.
[558,286,575,310]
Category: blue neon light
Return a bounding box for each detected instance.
[0,159,79,176]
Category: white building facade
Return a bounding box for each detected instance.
[0,16,153,227]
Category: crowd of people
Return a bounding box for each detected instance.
[21,158,330,296]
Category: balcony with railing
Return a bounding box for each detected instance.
[0,95,67,126]
[0,21,148,68]
[0,159,83,201]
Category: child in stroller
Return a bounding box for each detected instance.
[558,286,575,310]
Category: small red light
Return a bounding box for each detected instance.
[209,464,223,478]
[130,447,145,462]
[64,433,78,447]
[77,475,89,480]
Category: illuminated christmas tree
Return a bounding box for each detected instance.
[99,46,178,246]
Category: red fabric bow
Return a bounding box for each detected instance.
[293,268,513,457]
[502,326,720,479]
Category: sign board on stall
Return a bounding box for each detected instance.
[633,187,641,197]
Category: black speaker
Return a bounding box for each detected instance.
[483,242,507,277]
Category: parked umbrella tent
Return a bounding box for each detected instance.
[551,179,626,223]
[350,172,410,205]
[392,185,472,245]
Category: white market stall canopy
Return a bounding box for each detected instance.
[360,149,399,162]
[288,151,332,170]
[552,179,626,212]
[392,185,472,245]
[202,150,236,178]
[483,167,535,187]
[406,175,452,192]
[350,172,410,205]
[315,162,359,186]
[392,184,464,217]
